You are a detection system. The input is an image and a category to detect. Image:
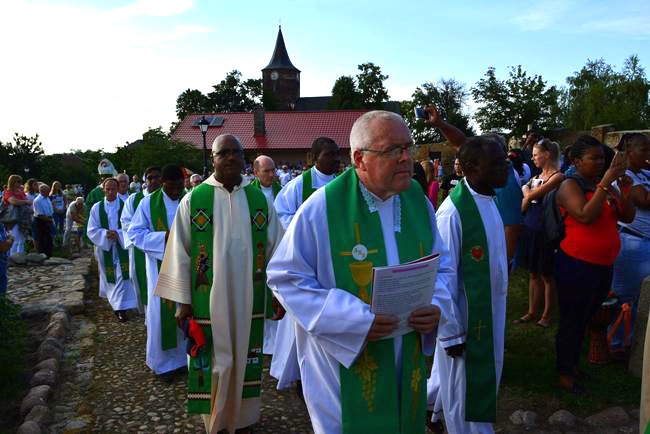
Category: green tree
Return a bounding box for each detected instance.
[207,70,262,112]
[0,133,44,178]
[564,55,650,130]
[176,89,210,121]
[329,75,362,109]
[472,66,563,137]
[402,79,475,144]
[356,63,390,109]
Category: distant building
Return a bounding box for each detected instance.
[172,26,400,164]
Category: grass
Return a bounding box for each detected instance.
[501,268,641,415]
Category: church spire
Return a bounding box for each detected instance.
[263,26,300,72]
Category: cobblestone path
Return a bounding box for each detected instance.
[48,274,314,434]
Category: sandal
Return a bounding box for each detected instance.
[536,318,551,328]
[513,314,536,324]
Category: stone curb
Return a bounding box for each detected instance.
[15,259,90,434]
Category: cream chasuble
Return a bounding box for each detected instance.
[427,179,508,434]
[155,175,282,434]
[266,181,457,434]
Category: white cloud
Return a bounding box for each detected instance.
[511,0,572,31]
[111,0,194,19]
[582,15,650,35]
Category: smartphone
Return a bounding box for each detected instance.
[414,107,427,121]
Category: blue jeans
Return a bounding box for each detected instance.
[609,232,650,350]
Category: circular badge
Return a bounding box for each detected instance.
[351,244,368,261]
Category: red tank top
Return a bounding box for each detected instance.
[560,191,620,266]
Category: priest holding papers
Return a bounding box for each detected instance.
[267,110,457,434]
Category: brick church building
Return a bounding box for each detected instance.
[171,27,399,165]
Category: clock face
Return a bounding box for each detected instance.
[270,71,279,80]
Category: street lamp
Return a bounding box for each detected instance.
[198,116,210,179]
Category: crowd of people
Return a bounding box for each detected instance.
[1,106,649,434]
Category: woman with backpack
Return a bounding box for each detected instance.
[515,139,564,328]
[609,133,650,360]
[555,135,635,394]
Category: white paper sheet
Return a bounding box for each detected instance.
[370,254,440,338]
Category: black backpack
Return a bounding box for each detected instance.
[543,174,591,249]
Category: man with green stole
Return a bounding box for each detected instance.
[271,136,341,390]
[427,135,509,434]
[84,158,117,243]
[250,154,283,355]
[86,177,138,322]
[121,166,162,313]
[155,135,283,434]
[126,165,187,382]
[266,111,457,434]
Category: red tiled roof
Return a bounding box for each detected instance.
[172,110,370,150]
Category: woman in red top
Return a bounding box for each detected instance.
[555,135,635,394]
[3,174,33,255]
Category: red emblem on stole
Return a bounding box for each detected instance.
[470,246,484,262]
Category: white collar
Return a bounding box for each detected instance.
[313,166,336,181]
[358,181,402,232]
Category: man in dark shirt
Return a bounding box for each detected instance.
[440,157,464,201]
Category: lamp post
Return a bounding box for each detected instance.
[198,116,210,179]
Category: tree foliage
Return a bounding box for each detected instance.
[176,89,210,121]
[471,66,563,137]
[564,55,650,130]
[207,70,262,113]
[0,133,44,183]
[402,79,475,144]
[175,70,262,121]
[356,63,390,109]
[112,127,203,178]
[329,75,362,109]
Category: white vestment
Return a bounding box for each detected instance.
[427,179,508,434]
[127,190,186,375]
[87,198,138,311]
[266,181,457,434]
[270,166,336,387]
[121,189,152,313]
[154,176,282,434]
[259,183,280,355]
[118,192,130,203]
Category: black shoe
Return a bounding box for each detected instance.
[158,371,175,384]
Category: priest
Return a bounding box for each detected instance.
[155,135,282,434]
[270,137,341,390]
[127,165,186,382]
[87,177,138,322]
[121,166,162,311]
[250,154,283,355]
[267,111,457,434]
[427,135,509,434]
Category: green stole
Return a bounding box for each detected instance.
[449,178,497,422]
[98,199,129,284]
[149,189,178,351]
[301,168,315,203]
[187,182,269,414]
[325,168,431,434]
[250,178,282,198]
[132,191,148,306]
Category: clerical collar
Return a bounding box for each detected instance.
[358,181,402,232]
[313,166,336,181]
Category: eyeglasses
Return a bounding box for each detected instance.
[146,174,161,181]
[359,143,417,160]
[213,149,244,158]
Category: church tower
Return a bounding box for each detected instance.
[262,26,300,111]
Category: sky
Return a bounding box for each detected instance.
[0,0,648,154]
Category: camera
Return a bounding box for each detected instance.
[414,107,428,121]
